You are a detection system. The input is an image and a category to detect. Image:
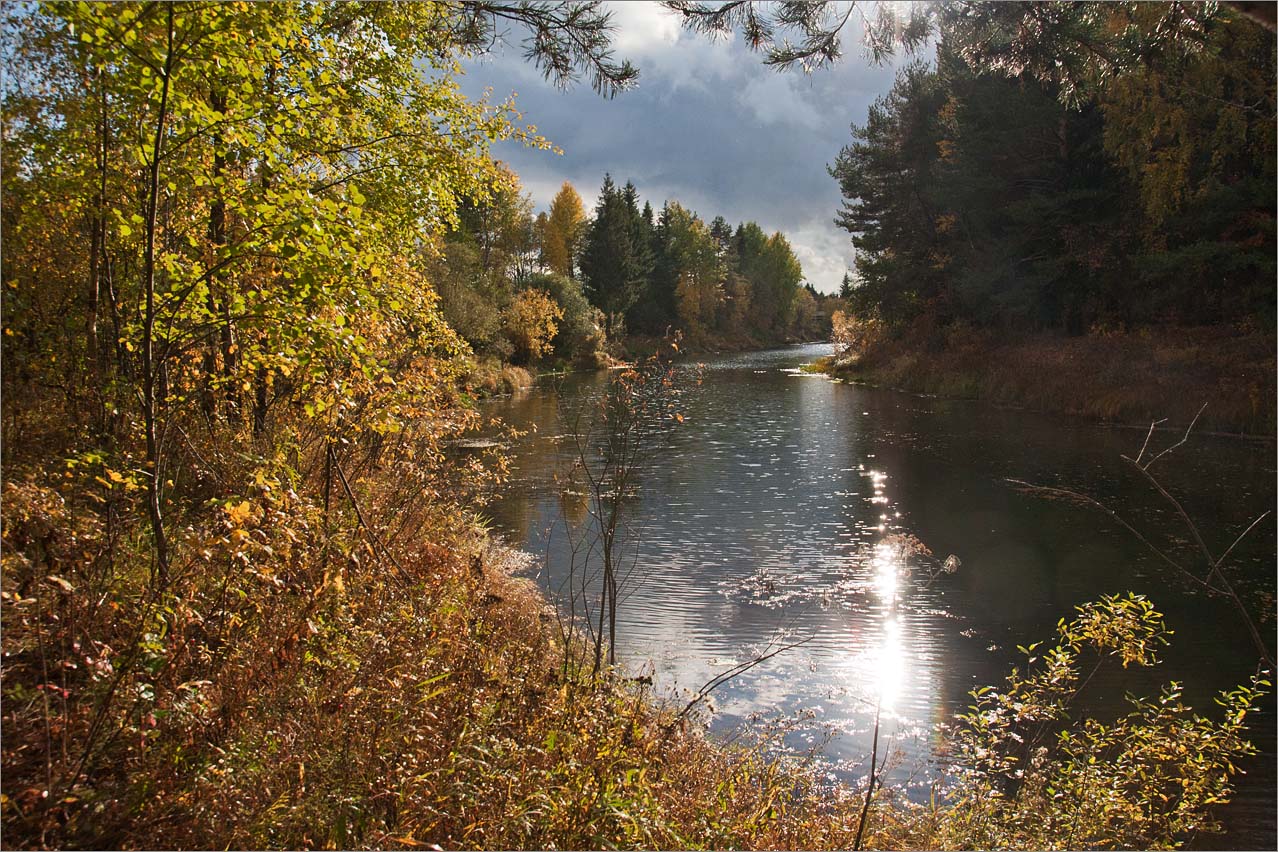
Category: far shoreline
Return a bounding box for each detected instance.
[813,323,1277,440]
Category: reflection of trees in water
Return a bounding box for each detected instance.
[540,348,692,680]
[556,481,590,528]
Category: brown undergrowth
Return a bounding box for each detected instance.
[0,412,875,850]
[461,358,535,398]
[824,322,1275,436]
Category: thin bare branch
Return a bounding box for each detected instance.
[1120,455,1216,567]
[1134,417,1168,465]
[663,634,816,739]
[1004,478,1217,593]
[1011,417,1275,671]
[1140,401,1208,471]
[1213,511,1272,578]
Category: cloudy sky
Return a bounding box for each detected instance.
[458,2,908,294]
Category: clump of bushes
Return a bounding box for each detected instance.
[927,594,1266,850]
[831,309,886,364]
[527,272,610,368]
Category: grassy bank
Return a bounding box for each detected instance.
[1,463,906,849]
[821,324,1276,437]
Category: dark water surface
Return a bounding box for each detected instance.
[484,343,1276,848]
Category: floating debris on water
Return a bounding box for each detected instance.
[449,438,502,450]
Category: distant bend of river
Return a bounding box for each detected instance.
[484,342,1276,849]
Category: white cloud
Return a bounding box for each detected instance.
[607,1,683,56]
[459,2,904,298]
[602,1,747,93]
[787,219,855,294]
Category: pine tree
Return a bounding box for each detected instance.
[623,181,654,294]
[643,201,681,332]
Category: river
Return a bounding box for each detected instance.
[483,342,1276,849]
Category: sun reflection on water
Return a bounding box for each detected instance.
[875,615,906,712]
[870,539,908,710]
[841,613,910,715]
[836,506,914,714]
[872,540,900,606]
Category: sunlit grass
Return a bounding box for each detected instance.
[822,325,1275,436]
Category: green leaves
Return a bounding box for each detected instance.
[942,593,1265,849]
[11,0,535,450]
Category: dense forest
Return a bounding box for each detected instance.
[820,1,1276,432]
[434,170,835,376]
[833,4,1275,333]
[1,2,1272,850]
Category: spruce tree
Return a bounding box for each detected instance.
[580,175,642,337]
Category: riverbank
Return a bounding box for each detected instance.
[466,337,788,398]
[819,325,1276,437]
[0,472,863,849]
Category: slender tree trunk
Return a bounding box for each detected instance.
[201,86,227,419]
[87,98,102,388]
[88,214,102,400]
[87,69,111,433]
[208,81,239,423]
[593,557,608,677]
[852,697,883,851]
[605,501,619,667]
[142,5,176,583]
[253,372,268,437]
[214,77,239,422]
[247,66,280,435]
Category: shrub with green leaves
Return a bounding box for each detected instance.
[935,593,1267,850]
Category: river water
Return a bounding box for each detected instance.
[483,342,1275,849]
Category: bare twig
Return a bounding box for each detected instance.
[1138,401,1207,471]
[662,633,815,740]
[1119,455,1216,566]
[1214,512,1272,581]
[1008,410,1274,669]
[1133,417,1168,466]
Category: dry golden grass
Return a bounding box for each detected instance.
[830,324,1275,436]
[0,429,882,850]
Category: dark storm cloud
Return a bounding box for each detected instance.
[458,2,903,293]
